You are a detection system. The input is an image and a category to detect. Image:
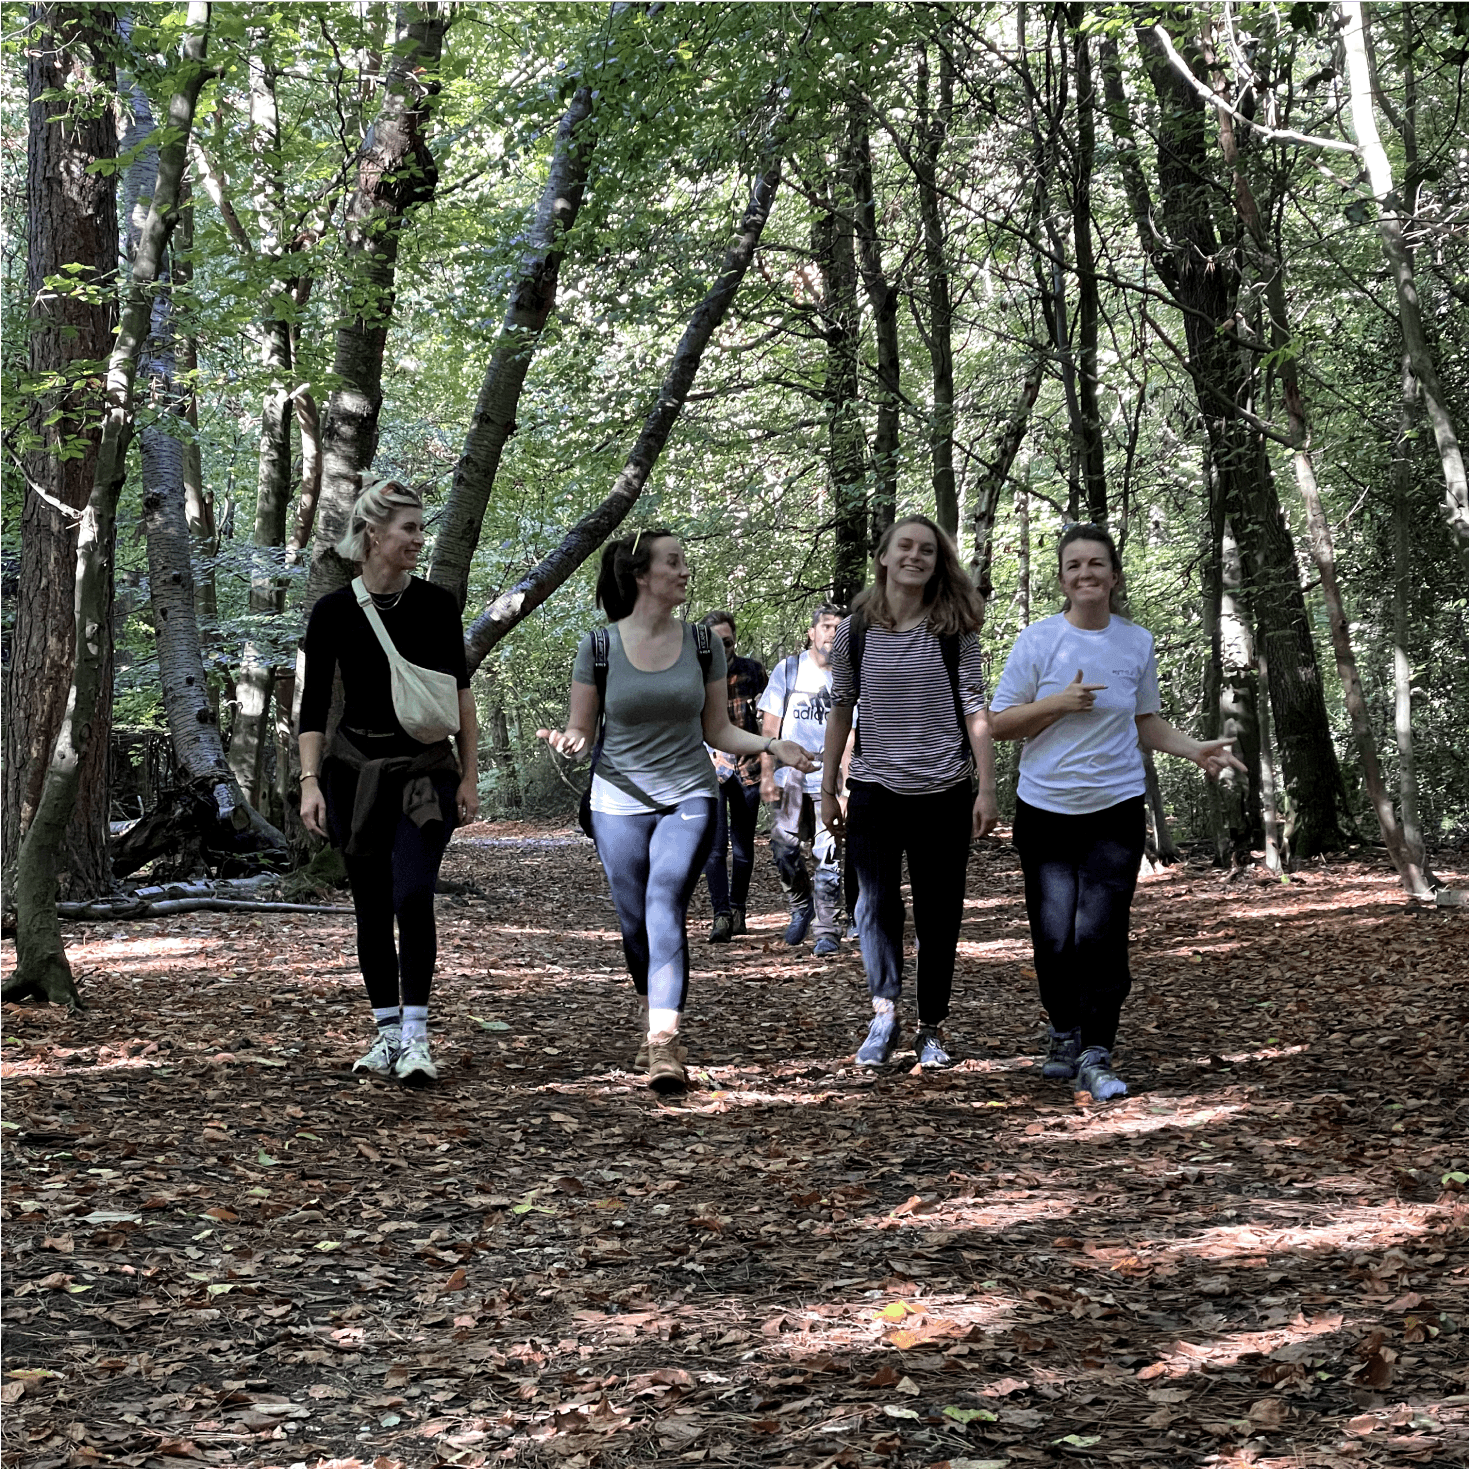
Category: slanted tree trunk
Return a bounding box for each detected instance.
[915,35,957,537]
[1221,82,1426,894]
[463,118,792,672]
[1107,24,1347,857]
[303,2,451,615]
[970,357,1044,601]
[124,78,288,863]
[1014,475,1031,627]
[814,137,868,608]
[3,4,118,903]
[851,118,899,542]
[428,83,597,610]
[1341,0,1469,561]
[8,3,212,1007]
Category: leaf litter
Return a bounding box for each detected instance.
[3,823,1467,1469]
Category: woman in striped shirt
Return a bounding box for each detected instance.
[821,515,999,1068]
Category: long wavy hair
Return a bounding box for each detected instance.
[335,478,422,563]
[851,514,985,636]
[1057,522,1128,615]
[595,526,677,622]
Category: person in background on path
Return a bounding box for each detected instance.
[988,523,1246,1100]
[759,605,848,956]
[538,530,816,1094]
[299,480,480,1087]
[822,517,998,1068]
[699,611,768,944]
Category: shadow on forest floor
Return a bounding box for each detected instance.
[3,826,1468,1469]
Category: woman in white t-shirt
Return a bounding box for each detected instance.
[989,524,1245,1100]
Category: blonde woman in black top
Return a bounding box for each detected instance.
[299,481,478,1086]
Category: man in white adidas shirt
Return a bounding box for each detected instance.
[758,605,847,954]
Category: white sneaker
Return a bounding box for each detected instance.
[353,1028,401,1075]
[393,1036,438,1086]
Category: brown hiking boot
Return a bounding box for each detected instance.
[646,1038,687,1093]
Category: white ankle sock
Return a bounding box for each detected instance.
[401,1006,428,1043]
[648,1006,680,1042]
[872,996,896,1016]
[373,1006,402,1034]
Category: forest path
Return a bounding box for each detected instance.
[3,826,1467,1469]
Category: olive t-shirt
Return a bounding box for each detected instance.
[573,624,726,814]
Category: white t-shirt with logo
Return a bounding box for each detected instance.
[990,613,1162,815]
[757,650,832,794]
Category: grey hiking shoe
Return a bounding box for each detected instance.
[856,1010,900,1067]
[1042,1025,1082,1080]
[784,899,814,946]
[709,913,733,944]
[1076,1045,1127,1101]
[915,1026,952,1069]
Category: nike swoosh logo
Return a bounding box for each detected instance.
[679,811,698,820]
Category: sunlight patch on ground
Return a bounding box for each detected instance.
[1062,1100,1247,1140]
[1137,1206,1448,1267]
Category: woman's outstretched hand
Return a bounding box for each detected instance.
[537,727,592,759]
[1194,738,1248,780]
[771,739,818,774]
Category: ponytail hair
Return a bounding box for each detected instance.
[595,526,676,622]
[335,477,422,563]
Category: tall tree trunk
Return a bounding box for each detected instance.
[302,2,451,616]
[1255,634,1283,874]
[125,78,288,860]
[851,118,899,543]
[1220,82,1424,892]
[428,83,597,610]
[230,41,293,806]
[1142,751,1179,864]
[8,3,212,1006]
[815,139,868,609]
[1392,358,1432,881]
[1068,8,1106,524]
[970,357,1044,601]
[1109,23,1346,857]
[1341,0,1469,561]
[916,36,957,536]
[463,119,792,672]
[3,4,118,904]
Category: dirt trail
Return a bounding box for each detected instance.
[3,825,1467,1469]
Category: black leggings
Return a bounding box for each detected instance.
[327,764,456,1011]
[1012,795,1145,1052]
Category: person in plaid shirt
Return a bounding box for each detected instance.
[700,611,768,942]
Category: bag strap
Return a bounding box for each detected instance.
[940,632,969,757]
[589,627,611,771]
[778,653,800,723]
[693,620,714,682]
[849,611,867,759]
[353,576,406,671]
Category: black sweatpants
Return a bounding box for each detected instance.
[1012,795,1145,1052]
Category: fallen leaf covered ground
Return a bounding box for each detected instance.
[3,823,1468,1469]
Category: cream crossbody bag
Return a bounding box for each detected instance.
[353,577,461,745]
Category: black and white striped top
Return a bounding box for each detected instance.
[829,617,987,794]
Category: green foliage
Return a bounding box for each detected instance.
[3,1,1465,849]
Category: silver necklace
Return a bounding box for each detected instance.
[369,581,408,611]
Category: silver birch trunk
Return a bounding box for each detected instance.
[8,3,213,1006]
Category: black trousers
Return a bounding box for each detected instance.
[326,761,457,1011]
[846,779,973,1026]
[1012,795,1146,1052]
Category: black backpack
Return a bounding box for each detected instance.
[847,607,968,762]
[578,622,715,840]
